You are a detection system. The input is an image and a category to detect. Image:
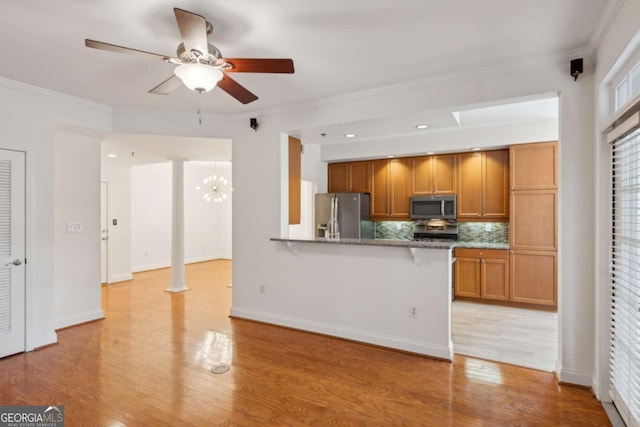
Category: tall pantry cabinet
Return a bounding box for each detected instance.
[509,141,558,306]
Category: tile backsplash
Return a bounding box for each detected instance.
[457,222,509,243]
[374,221,509,243]
[375,221,414,240]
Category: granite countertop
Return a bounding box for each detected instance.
[270,237,456,249]
[453,241,509,250]
[271,237,509,250]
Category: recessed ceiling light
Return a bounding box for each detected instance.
[107,153,117,158]
[387,155,395,158]
[471,147,481,151]
[415,124,429,129]
[345,133,356,138]
[426,151,435,155]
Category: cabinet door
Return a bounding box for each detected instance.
[510,141,557,190]
[482,258,509,301]
[328,163,349,193]
[288,136,301,224]
[389,158,411,218]
[455,257,481,298]
[457,152,483,218]
[411,156,433,195]
[510,250,557,306]
[433,154,457,194]
[510,190,557,251]
[349,161,371,193]
[370,159,390,218]
[483,149,509,219]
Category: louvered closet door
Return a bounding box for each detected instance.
[0,149,25,358]
[611,127,640,427]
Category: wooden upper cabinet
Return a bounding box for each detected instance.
[457,149,509,220]
[389,158,411,218]
[328,161,371,193]
[457,152,483,218]
[370,159,390,218]
[328,163,349,193]
[288,136,301,225]
[433,154,457,194]
[349,161,371,193]
[483,149,509,218]
[370,158,411,219]
[411,156,434,195]
[411,154,456,196]
[510,141,557,190]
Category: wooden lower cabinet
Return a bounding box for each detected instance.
[454,248,509,301]
[510,250,557,306]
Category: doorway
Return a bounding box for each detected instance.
[0,149,26,358]
[101,181,109,284]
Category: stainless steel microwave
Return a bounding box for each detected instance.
[410,195,457,220]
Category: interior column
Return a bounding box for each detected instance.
[167,159,190,293]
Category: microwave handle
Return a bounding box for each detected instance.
[441,200,445,216]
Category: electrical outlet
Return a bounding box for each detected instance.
[260,284,266,294]
[410,306,418,318]
[485,223,493,232]
[396,222,402,231]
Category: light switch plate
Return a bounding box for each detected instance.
[67,222,83,232]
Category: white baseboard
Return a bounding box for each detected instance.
[109,273,133,283]
[557,367,593,387]
[55,308,105,330]
[230,307,453,361]
[30,330,58,350]
[132,256,231,273]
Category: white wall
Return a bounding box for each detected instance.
[100,156,132,283]
[131,161,232,272]
[54,130,104,329]
[231,57,596,387]
[0,77,111,348]
[593,0,640,401]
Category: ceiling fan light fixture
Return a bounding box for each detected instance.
[174,63,223,93]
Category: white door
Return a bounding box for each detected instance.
[100,181,108,284]
[0,149,26,358]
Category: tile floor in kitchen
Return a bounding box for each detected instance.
[452,300,558,372]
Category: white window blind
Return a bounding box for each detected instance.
[611,126,640,427]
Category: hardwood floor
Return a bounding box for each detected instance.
[452,300,558,371]
[0,260,610,425]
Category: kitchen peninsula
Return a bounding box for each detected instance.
[266,236,456,360]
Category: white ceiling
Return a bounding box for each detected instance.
[102,135,232,166]
[0,0,611,116]
[298,96,559,145]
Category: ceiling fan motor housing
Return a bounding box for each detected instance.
[177,42,223,65]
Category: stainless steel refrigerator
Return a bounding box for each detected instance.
[314,193,375,239]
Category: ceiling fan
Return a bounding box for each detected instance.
[85,8,294,104]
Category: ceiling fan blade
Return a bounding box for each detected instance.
[217,74,258,104]
[149,75,183,95]
[224,58,295,73]
[85,39,171,62]
[173,8,209,57]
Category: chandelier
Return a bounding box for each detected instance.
[196,163,232,203]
